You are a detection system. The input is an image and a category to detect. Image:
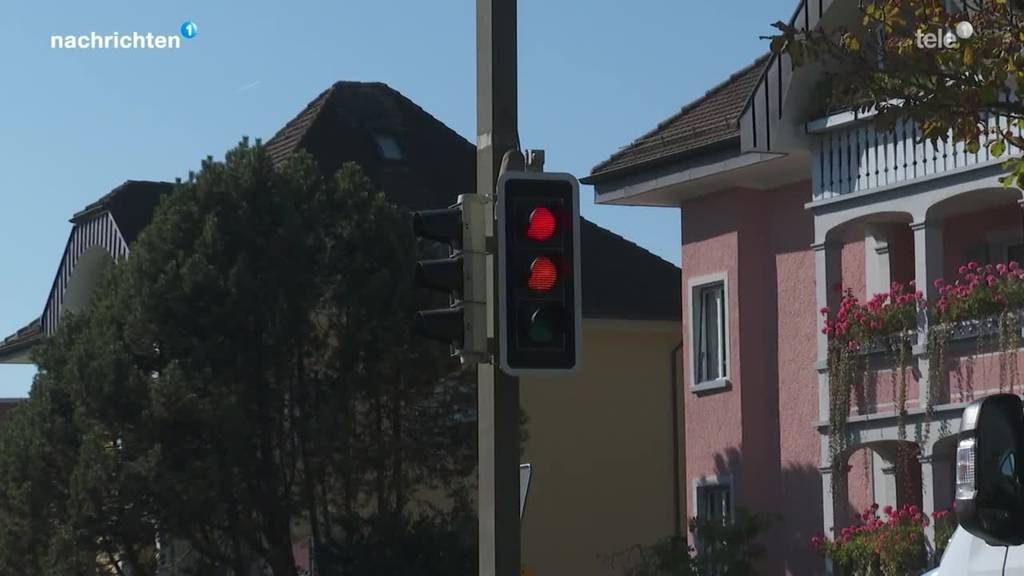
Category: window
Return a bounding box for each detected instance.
[697,483,732,524]
[373,134,404,160]
[693,280,727,385]
[694,478,734,570]
[964,231,1024,268]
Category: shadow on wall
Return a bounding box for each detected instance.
[708,447,824,576]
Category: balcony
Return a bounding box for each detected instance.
[808,109,1020,202]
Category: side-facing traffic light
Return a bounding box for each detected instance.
[413,194,488,364]
[496,172,581,375]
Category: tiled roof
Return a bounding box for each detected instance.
[0,318,42,362]
[72,180,174,244]
[265,81,478,211]
[265,88,336,168]
[268,81,681,321]
[585,54,770,184]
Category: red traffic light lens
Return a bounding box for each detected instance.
[526,207,557,242]
[527,256,559,292]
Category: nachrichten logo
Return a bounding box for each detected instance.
[50,22,199,50]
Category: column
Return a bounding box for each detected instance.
[872,450,898,509]
[912,221,944,408]
[814,241,843,421]
[865,226,892,297]
[919,455,937,550]
[911,220,944,308]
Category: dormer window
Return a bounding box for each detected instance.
[374,134,404,160]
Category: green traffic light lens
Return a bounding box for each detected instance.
[525,306,562,346]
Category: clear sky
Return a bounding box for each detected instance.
[0,0,794,396]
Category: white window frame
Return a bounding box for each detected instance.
[688,272,730,393]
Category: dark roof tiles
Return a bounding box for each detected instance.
[586,54,769,183]
[267,81,681,321]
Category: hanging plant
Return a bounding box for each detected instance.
[935,261,1024,393]
[924,321,950,446]
[822,282,922,485]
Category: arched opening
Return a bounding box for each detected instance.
[926,187,1024,280]
[929,435,958,515]
[824,212,916,303]
[63,246,114,316]
[839,440,921,528]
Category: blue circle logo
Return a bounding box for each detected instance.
[180,21,198,39]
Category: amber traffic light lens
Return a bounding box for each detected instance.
[526,207,557,242]
[527,256,558,292]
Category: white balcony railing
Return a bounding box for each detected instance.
[809,109,1019,201]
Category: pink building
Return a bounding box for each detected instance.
[584,2,1024,574]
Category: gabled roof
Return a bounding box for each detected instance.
[72,180,173,244]
[584,54,769,185]
[267,81,681,321]
[0,181,173,363]
[266,81,477,211]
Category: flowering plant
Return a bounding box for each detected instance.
[822,282,923,349]
[932,508,955,557]
[812,504,929,576]
[822,283,923,483]
[934,261,1024,323]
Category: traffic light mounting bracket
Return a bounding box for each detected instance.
[459,193,490,365]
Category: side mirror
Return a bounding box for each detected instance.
[956,394,1024,546]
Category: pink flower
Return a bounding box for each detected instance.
[883,505,893,515]
[1011,261,1020,271]
[998,264,1009,275]
[968,261,979,270]
[959,265,969,275]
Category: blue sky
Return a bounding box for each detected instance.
[0,0,793,396]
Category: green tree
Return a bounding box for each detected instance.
[0,141,477,575]
[771,0,1024,186]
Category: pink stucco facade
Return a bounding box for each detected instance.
[682,182,821,575]
[680,177,1024,574]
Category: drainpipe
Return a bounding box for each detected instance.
[670,340,684,539]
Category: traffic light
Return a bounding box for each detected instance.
[413,194,488,364]
[497,172,581,375]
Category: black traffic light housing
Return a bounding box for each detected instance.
[497,172,581,375]
[412,196,488,364]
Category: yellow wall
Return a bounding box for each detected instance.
[520,318,682,576]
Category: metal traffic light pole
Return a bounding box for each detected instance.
[477,0,521,574]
